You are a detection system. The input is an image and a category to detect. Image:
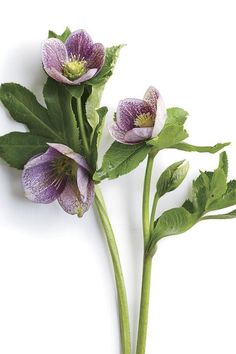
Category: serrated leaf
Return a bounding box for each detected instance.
[87,45,124,85]
[171,142,230,153]
[218,151,228,177]
[94,142,151,181]
[147,107,189,149]
[201,209,236,220]
[48,27,71,42]
[43,78,80,152]
[0,132,48,169]
[0,83,62,142]
[156,160,189,198]
[206,168,227,210]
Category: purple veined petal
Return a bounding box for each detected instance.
[116,99,153,131]
[57,178,94,216]
[24,147,61,169]
[72,68,98,84]
[47,143,89,171]
[152,95,167,137]
[124,127,153,144]
[42,38,68,72]
[77,168,90,202]
[65,30,94,60]
[143,86,160,115]
[44,67,75,84]
[109,123,127,144]
[87,43,105,71]
[22,150,67,204]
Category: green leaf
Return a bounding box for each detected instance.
[90,106,108,172]
[87,45,124,85]
[0,132,48,169]
[86,84,105,131]
[0,83,62,142]
[201,209,236,220]
[43,79,80,151]
[147,207,197,252]
[205,168,227,210]
[156,160,189,198]
[171,142,230,153]
[94,142,151,181]
[192,172,210,214]
[218,151,228,177]
[147,107,189,149]
[48,27,71,42]
[206,180,236,211]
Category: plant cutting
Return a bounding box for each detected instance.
[1,27,236,354]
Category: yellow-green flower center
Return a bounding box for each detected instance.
[134,112,155,127]
[63,60,87,81]
[53,157,77,177]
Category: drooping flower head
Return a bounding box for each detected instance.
[22,144,94,216]
[42,30,105,85]
[109,87,167,144]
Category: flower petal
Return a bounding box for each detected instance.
[116,99,153,131]
[87,43,105,71]
[47,143,89,171]
[44,68,74,84]
[22,148,66,204]
[42,38,68,72]
[124,127,153,143]
[152,95,167,137]
[57,178,94,216]
[143,86,160,114]
[65,30,93,60]
[72,68,98,84]
[109,123,127,144]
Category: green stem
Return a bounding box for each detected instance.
[136,153,156,354]
[95,187,131,354]
[150,192,159,235]
[77,98,90,156]
[136,254,153,354]
[142,155,155,246]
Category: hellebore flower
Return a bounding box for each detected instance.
[22,144,94,216]
[109,87,167,144]
[42,30,105,85]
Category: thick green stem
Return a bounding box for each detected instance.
[95,188,131,354]
[142,155,155,246]
[150,192,159,235]
[136,153,156,354]
[77,98,90,156]
[136,255,153,354]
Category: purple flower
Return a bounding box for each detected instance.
[22,144,94,216]
[42,30,105,85]
[109,87,167,144]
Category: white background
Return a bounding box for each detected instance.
[1,0,236,353]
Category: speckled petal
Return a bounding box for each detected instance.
[47,143,89,171]
[57,178,94,216]
[116,99,153,131]
[125,127,153,143]
[44,68,74,84]
[109,123,127,144]
[42,38,68,72]
[72,68,98,84]
[152,95,167,137]
[65,30,93,60]
[143,86,160,114]
[87,43,105,71]
[22,148,66,203]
